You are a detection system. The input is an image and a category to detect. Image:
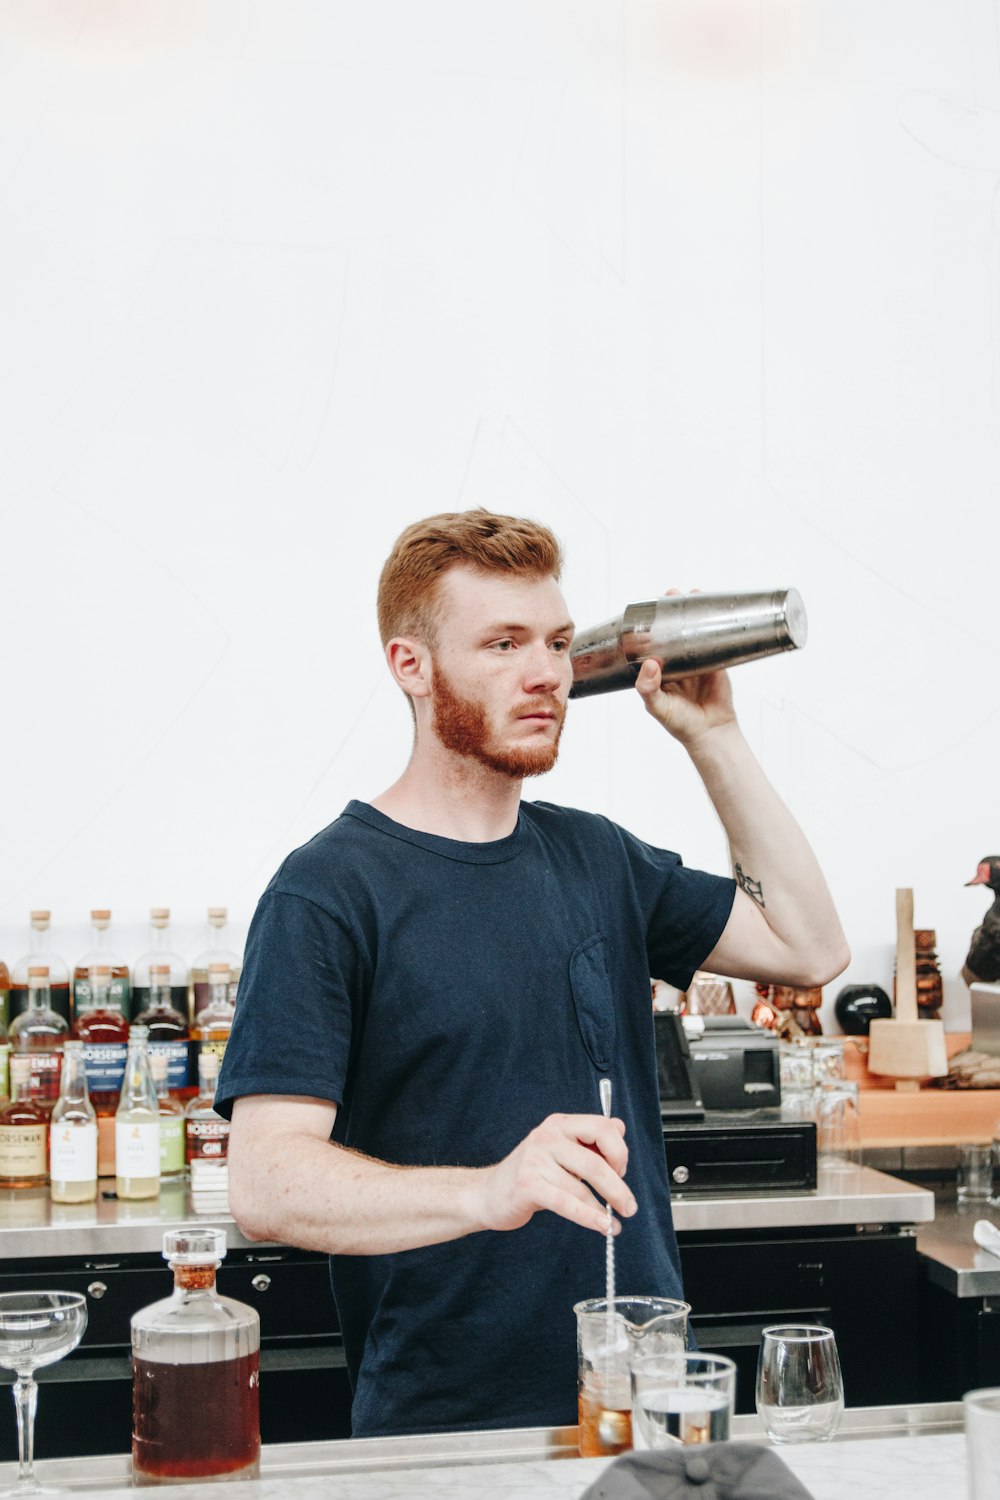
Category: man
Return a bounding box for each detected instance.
[218,509,848,1439]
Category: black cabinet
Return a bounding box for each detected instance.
[0,1248,351,1461]
[679,1224,921,1414]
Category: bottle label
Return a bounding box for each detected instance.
[148,1041,190,1091]
[25,1052,62,1104]
[74,977,131,1014]
[0,1126,47,1176]
[193,977,239,1015]
[82,1043,127,1094]
[50,1120,98,1183]
[159,1114,185,1174]
[194,1038,228,1071]
[115,1119,160,1177]
[186,1118,230,1162]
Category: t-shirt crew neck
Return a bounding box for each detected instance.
[216,798,736,1439]
[341,798,526,865]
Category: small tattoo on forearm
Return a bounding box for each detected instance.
[735,863,766,909]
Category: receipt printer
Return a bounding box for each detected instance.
[684,1016,781,1110]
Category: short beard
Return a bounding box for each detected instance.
[431,664,564,780]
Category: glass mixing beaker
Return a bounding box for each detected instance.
[574,1294,689,1457]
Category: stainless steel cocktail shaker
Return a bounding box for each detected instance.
[569,589,806,699]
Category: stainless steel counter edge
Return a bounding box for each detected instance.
[0,1167,933,1259]
[0,1404,966,1494]
[671,1165,934,1232]
[917,1193,1000,1296]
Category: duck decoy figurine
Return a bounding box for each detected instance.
[963,855,1000,986]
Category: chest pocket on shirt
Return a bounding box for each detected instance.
[569,935,617,1073]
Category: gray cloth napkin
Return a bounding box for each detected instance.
[579,1442,817,1500]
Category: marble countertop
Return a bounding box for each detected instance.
[0,1167,933,1260]
[0,1406,967,1499]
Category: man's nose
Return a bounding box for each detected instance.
[522,643,567,694]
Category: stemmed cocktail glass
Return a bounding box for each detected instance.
[0,1293,87,1494]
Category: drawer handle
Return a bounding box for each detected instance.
[672,1165,690,1185]
[87,1281,108,1300]
[251,1274,272,1293]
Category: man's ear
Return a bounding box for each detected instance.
[385,636,432,700]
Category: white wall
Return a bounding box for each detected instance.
[2,0,997,1025]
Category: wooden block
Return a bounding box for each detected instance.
[867,1017,948,1079]
[859,1088,1000,1147]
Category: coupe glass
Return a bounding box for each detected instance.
[755,1324,843,1444]
[0,1293,87,1494]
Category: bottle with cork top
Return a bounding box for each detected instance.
[133,964,190,1094]
[131,1228,260,1485]
[49,1040,97,1204]
[190,965,235,1074]
[72,964,129,1177]
[73,910,130,1017]
[0,1056,48,1189]
[9,913,71,1027]
[9,967,68,1109]
[191,908,242,1018]
[131,910,190,1023]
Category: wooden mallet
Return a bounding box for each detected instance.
[867,888,947,1091]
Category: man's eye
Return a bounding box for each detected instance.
[551,639,570,653]
[491,639,515,651]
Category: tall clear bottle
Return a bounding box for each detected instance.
[150,1051,185,1181]
[131,910,190,1023]
[184,1052,229,1200]
[191,908,242,1018]
[49,1041,97,1204]
[73,910,130,1017]
[133,964,190,1094]
[72,965,129,1178]
[9,913,72,1026]
[131,1228,260,1485]
[115,1026,160,1200]
[9,967,68,1110]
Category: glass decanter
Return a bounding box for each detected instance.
[131,1228,260,1486]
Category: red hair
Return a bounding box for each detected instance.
[377,509,563,648]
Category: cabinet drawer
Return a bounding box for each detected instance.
[0,1250,340,1349]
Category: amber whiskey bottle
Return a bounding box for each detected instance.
[9,967,68,1110]
[0,1055,49,1188]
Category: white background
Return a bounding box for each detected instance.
[2,0,998,1028]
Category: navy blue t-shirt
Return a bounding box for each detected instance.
[216,799,735,1438]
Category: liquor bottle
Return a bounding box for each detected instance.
[115,1026,160,1201]
[190,965,235,1075]
[74,910,130,1017]
[72,964,130,1178]
[0,957,9,1032]
[0,1055,49,1188]
[150,1050,185,1180]
[191,908,242,1018]
[131,910,190,1023]
[49,1040,97,1204]
[9,913,72,1026]
[133,964,190,1094]
[185,1052,230,1187]
[9,967,68,1109]
[131,1228,260,1484]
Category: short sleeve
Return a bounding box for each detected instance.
[214,888,364,1120]
[613,826,737,992]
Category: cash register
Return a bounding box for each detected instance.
[653,1012,816,1194]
